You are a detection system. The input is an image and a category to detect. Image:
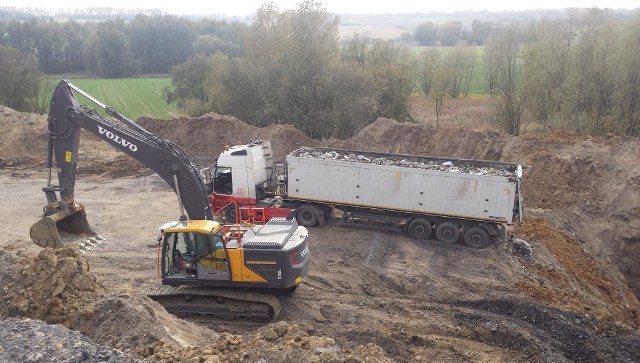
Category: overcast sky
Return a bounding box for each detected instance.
[2,0,638,16]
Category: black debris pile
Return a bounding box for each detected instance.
[0,317,143,363]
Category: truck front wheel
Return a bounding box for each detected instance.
[464,227,491,249]
[224,204,237,223]
[407,218,432,239]
[296,205,319,227]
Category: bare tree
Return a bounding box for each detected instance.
[447,44,476,98]
[486,25,528,136]
[0,45,42,112]
[418,48,439,95]
[484,43,499,98]
[613,15,640,136]
[428,50,453,128]
[522,12,578,128]
[33,80,53,115]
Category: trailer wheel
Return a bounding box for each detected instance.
[435,222,460,244]
[464,226,491,249]
[296,205,319,227]
[407,218,432,239]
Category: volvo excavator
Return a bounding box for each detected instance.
[29,80,310,320]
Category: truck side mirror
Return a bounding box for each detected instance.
[200,168,212,183]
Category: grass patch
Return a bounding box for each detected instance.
[408,46,489,96]
[41,77,177,120]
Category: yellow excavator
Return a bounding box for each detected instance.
[29,80,310,320]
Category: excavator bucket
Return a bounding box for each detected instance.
[30,204,103,249]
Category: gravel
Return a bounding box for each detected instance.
[294,149,518,177]
[0,317,144,363]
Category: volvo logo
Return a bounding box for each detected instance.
[97,126,138,152]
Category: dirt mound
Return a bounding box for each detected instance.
[0,105,140,176]
[1,246,104,325]
[513,218,640,327]
[338,117,507,161]
[137,113,318,163]
[0,246,217,357]
[73,294,218,358]
[146,321,391,363]
[0,106,48,167]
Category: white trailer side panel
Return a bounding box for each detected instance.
[286,156,518,224]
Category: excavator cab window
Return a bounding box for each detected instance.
[164,231,228,278]
[213,167,233,195]
[195,233,229,273]
[164,232,197,278]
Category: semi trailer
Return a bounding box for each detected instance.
[207,141,524,249]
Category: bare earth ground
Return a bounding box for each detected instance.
[1,101,640,362]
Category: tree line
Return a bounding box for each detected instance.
[1,2,639,138]
[164,5,640,138]
[164,1,413,139]
[413,8,640,137]
[0,15,246,76]
[413,19,499,46]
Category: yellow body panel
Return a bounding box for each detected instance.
[227,248,267,283]
[164,220,221,234]
[198,248,228,271]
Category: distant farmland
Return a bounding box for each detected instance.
[409,46,489,96]
[42,78,177,120]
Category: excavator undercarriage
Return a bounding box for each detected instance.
[142,286,282,321]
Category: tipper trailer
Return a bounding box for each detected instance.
[207,141,524,248]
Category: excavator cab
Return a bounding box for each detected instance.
[161,220,231,282]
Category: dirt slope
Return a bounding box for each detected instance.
[1,106,638,297]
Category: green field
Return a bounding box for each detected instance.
[408,46,489,96]
[42,78,177,120]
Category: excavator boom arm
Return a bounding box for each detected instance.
[47,80,212,220]
[31,80,212,249]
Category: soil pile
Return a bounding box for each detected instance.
[0,246,104,325]
[137,113,319,165]
[0,106,47,167]
[0,246,218,358]
[339,117,507,161]
[0,244,389,362]
[513,218,640,326]
[146,321,390,363]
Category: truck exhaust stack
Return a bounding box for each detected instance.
[30,204,103,249]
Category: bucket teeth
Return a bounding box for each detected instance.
[89,236,106,246]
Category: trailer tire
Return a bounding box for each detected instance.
[296,205,319,227]
[407,218,432,240]
[464,226,491,249]
[435,222,460,244]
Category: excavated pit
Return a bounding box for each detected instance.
[1,102,640,361]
